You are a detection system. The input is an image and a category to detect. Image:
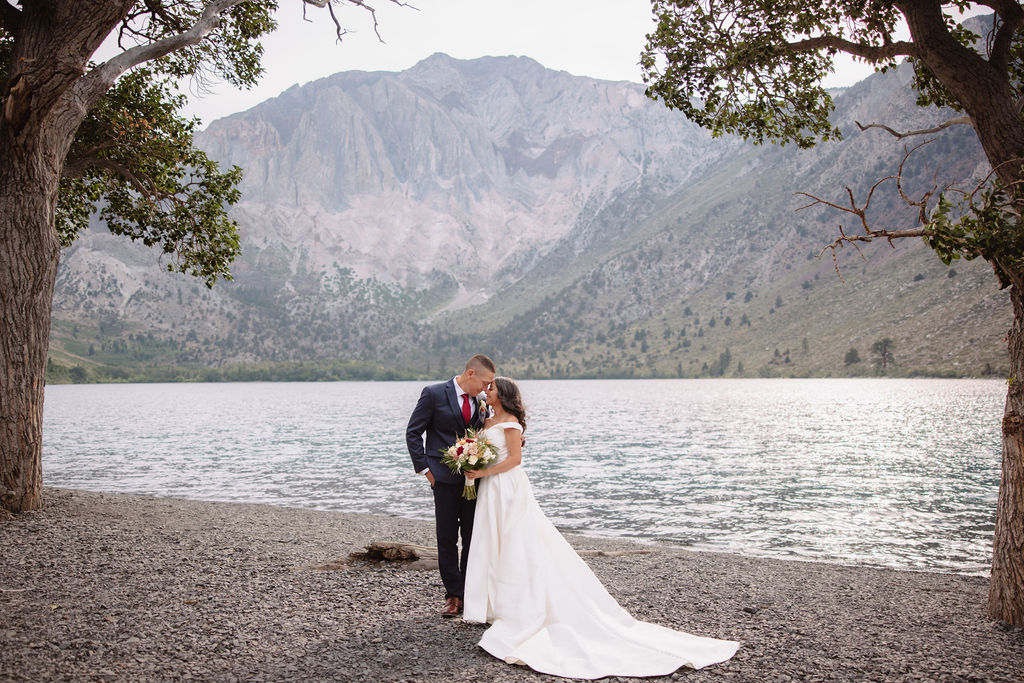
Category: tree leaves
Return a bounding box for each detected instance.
[641,0,1024,285]
[0,2,281,286]
[641,0,907,148]
[0,2,280,286]
[57,68,242,286]
[119,1,277,88]
[924,182,1024,288]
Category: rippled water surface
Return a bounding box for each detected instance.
[43,379,1002,574]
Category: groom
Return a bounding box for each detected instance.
[406,354,495,617]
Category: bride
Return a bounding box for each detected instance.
[462,377,739,679]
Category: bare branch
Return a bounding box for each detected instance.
[814,225,867,281]
[811,220,926,278]
[797,188,927,243]
[85,0,418,99]
[796,142,943,277]
[854,116,973,139]
[326,2,353,42]
[0,1,20,34]
[894,140,941,224]
[969,160,1024,209]
[796,171,898,236]
[303,0,418,43]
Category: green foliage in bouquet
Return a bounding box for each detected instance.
[441,428,499,500]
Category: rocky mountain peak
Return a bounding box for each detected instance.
[50,51,1008,380]
[192,53,712,293]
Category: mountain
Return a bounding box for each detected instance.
[47,53,1010,381]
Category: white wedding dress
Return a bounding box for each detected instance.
[463,421,739,679]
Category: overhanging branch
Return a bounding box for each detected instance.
[66,157,157,199]
[83,0,244,100]
[796,141,937,278]
[809,220,927,280]
[783,35,915,62]
[62,144,121,178]
[855,116,973,139]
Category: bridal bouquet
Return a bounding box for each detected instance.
[441,428,498,500]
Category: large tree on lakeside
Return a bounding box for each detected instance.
[0,0,399,516]
[642,0,1024,626]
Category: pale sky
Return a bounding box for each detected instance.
[177,0,887,126]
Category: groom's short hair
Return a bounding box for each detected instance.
[466,354,496,373]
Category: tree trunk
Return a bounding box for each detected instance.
[0,1,133,514]
[989,277,1024,626]
[900,2,1024,181]
[897,1,1024,628]
[0,143,62,514]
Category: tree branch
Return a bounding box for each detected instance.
[326,1,353,41]
[65,157,156,198]
[854,115,973,139]
[812,222,927,279]
[85,0,245,97]
[894,140,943,225]
[61,143,122,178]
[303,0,418,43]
[986,4,1024,73]
[796,142,938,278]
[142,0,190,33]
[976,0,1024,21]
[783,35,916,62]
[0,1,19,34]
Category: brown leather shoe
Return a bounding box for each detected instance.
[442,596,461,618]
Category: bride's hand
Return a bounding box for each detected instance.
[465,470,482,480]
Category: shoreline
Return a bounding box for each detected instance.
[2,488,1021,681]
[33,483,995,579]
[44,375,1007,386]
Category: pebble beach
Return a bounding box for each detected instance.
[2,488,1021,682]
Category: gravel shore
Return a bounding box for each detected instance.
[2,488,1021,682]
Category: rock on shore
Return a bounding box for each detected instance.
[1,488,1021,681]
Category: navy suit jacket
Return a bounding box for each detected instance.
[406,379,486,485]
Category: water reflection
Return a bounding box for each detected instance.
[43,378,1001,575]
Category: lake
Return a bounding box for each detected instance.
[42,378,1003,575]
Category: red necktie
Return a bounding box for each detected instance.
[461,393,471,425]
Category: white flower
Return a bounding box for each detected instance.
[468,455,479,465]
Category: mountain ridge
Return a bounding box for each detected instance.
[47,52,1010,381]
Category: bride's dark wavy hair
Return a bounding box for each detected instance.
[493,376,527,432]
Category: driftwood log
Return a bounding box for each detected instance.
[350,542,439,570]
[305,541,652,572]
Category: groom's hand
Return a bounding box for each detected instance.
[425,471,435,486]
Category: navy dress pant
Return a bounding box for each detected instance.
[432,481,477,599]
